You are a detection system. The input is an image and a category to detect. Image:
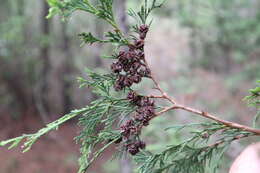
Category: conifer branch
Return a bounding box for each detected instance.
[154,104,260,135]
[148,69,260,135]
[146,62,260,135]
[1,1,259,173]
[147,76,260,136]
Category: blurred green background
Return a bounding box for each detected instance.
[0,0,260,173]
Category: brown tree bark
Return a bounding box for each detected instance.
[0,60,32,113]
[0,0,35,114]
[39,1,51,114]
[60,23,73,114]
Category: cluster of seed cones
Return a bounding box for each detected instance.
[113,92,156,155]
[128,91,155,126]
[112,92,155,156]
[111,24,151,91]
[110,25,155,155]
[122,91,155,155]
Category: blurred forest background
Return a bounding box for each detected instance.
[0,0,260,173]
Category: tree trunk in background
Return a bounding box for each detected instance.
[220,44,232,73]
[0,0,35,114]
[0,60,31,114]
[61,23,73,114]
[39,1,51,115]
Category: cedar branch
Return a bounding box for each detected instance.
[146,60,260,135]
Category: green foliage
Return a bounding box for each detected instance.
[77,69,135,172]
[244,80,260,107]
[0,68,134,172]
[76,96,135,172]
[171,0,260,71]
[134,123,253,173]
[47,0,130,49]
[78,68,116,96]
[128,0,164,31]
[244,80,260,127]
[47,0,98,19]
[46,0,117,28]
[104,31,129,45]
[1,1,260,173]
[0,107,88,152]
[79,31,128,46]
[78,32,104,45]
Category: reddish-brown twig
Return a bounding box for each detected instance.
[145,56,260,135]
[154,104,260,135]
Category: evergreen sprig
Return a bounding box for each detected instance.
[76,96,135,172]
[77,69,136,172]
[134,123,253,173]
[46,0,123,35]
[78,68,116,96]
[105,31,129,45]
[79,31,128,46]
[244,80,260,107]
[1,1,260,173]
[47,0,97,19]
[46,0,113,21]
[128,0,164,30]
[0,107,89,152]
[244,80,260,127]
[79,32,105,45]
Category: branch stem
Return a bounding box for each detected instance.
[208,133,250,148]
[144,52,260,136]
[154,104,260,135]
